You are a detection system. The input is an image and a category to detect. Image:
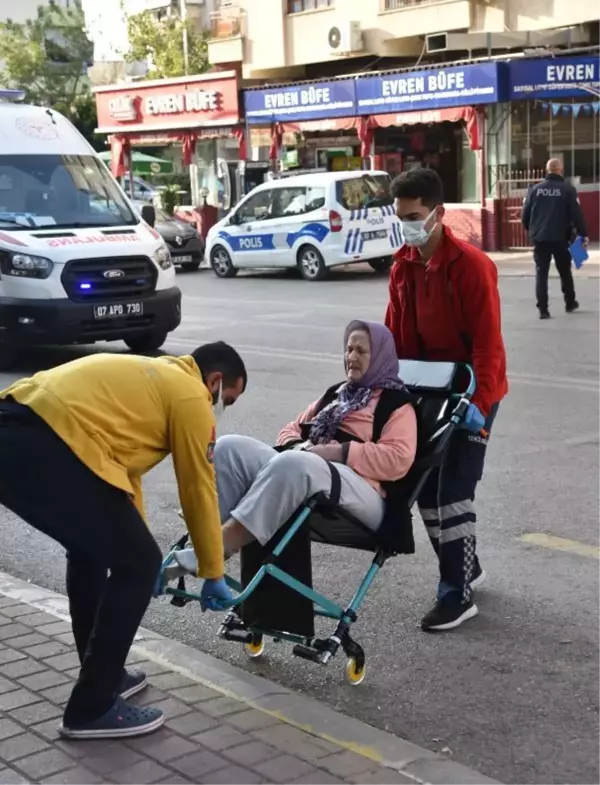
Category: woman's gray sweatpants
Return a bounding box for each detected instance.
[215,435,385,546]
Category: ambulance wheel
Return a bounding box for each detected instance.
[211,245,238,278]
[125,331,168,354]
[298,245,328,281]
[369,257,392,274]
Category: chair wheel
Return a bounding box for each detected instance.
[345,656,366,686]
[244,636,265,659]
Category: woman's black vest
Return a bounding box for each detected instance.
[285,383,417,555]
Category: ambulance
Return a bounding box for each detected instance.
[0,91,181,368]
[206,170,403,281]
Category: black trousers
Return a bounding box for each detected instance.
[418,404,499,605]
[0,401,161,726]
[533,241,576,311]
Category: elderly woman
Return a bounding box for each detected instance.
[172,321,417,575]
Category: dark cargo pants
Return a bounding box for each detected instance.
[418,404,499,604]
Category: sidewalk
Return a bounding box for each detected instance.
[0,571,498,785]
[488,243,600,272]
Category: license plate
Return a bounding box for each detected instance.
[176,255,193,262]
[93,302,143,319]
[362,230,387,241]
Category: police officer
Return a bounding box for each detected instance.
[522,159,588,319]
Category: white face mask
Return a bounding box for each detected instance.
[212,382,226,421]
[400,208,437,247]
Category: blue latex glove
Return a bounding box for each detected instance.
[200,577,233,612]
[462,403,486,433]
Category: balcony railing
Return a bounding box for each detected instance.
[382,0,446,9]
[209,7,243,39]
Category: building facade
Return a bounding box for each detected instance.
[207,0,599,248]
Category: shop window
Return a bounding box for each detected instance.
[237,189,272,222]
[335,174,392,210]
[271,186,326,217]
[509,100,599,186]
[288,0,333,13]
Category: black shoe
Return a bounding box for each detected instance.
[566,300,579,313]
[539,310,551,320]
[421,594,478,632]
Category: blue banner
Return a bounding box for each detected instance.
[244,80,356,124]
[355,63,500,115]
[508,56,600,100]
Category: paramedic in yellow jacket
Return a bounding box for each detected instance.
[0,341,247,741]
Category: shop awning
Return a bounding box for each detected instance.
[370,106,482,150]
[99,150,173,175]
[262,106,483,154]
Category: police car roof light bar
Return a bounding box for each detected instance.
[0,89,26,103]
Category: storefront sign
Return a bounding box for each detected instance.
[244,80,356,124]
[371,107,471,126]
[508,56,600,100]
[355,63,500,114]
[95,72,240,134]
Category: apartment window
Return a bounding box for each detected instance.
[383,0,427,9]
[288,0,333,13]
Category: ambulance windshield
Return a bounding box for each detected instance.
[0,154,137,230]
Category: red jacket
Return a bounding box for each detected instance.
[385,226,508,416]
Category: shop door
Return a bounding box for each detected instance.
[497,174,541,249]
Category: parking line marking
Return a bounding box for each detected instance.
[519,533,600,559]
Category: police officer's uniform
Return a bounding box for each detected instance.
[521,173,588,316]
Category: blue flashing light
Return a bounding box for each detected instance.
[80,283,92,290]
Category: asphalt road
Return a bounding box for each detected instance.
[0,263,598,784]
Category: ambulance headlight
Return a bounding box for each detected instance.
[0,251,53,279]
[153,244,173,270]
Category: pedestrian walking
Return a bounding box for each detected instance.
[386,168,508,632]
[0,343,247,740]
[521,158,589,319]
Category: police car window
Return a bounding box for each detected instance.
[237,190,272,222]
[271,186,326,217]
[336,175,392,210]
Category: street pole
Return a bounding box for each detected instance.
[180,0,189,74]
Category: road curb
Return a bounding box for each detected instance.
[0,569,500,785]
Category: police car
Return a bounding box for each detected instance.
[206,170,402,281]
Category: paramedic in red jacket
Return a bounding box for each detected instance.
[386,168,508,632]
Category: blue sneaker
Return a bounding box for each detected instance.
[58,697,164,739]
[120,668,148,700]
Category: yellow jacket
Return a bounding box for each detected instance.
[0,353,223,579]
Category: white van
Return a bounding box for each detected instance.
[0,92,181,368]
[206,170,403,281]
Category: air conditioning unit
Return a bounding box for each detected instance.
[425,33,448,54]
[327,21,362,55]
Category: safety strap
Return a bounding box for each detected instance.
[326,461,341,508]
[170,533,191,607]
[372,388,415,443]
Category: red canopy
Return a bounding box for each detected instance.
[269,106,483,153]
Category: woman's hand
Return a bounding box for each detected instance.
[305,443,344,462]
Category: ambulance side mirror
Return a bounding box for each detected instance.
[141,204,156,228]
